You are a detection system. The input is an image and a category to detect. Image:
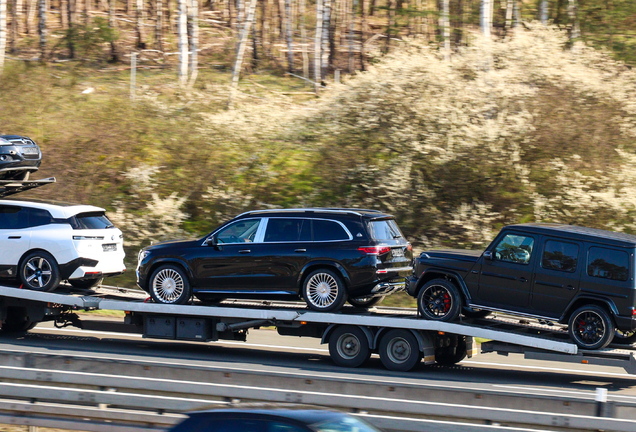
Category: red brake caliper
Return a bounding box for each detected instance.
[443,292,451,313]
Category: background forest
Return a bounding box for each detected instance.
[0,0,635,291]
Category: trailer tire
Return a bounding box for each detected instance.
[328,325,371,368]
[19,251,61,292]
[149,265,192,305]
[568,305,615,350]
[379,329,422,372]
[435,336,467,366]
[1,309,37,333]
[418,279,462,322]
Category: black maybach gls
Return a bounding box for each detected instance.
[137,208,413,312]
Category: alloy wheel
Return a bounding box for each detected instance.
[421,285,452,318]
[306,273,339,309]
[573,310,606,346]
[23,257,53,289]
[152,268,185,303]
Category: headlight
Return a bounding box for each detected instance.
[138,250,150,262]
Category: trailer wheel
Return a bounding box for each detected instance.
[348,296,384,309]
[568,305,615,349]
[435,337,467,366]
[19,251,61,292]
[1,309,37,333]
[417,279,461,322]
[613,329,636,345]
[149,265,192,305]
[328,325,371,368]
[379,329,422,372]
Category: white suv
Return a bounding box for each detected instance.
[0,200,126,291]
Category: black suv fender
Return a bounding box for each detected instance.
[296,261,351,292]
[561,295,620,324]
[413,268,472,302]
[145,257,195,289]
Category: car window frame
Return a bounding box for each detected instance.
[586,245,631,282]
[489,230,536,266]
[261,217,354,243]
[540,237,581,274]
[203,217,266,245]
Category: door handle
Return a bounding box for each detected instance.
[294,249,307,253]
[566,285,575,290]
[239,249,251,254]
[519,277,527,283]
[8,236,21,239]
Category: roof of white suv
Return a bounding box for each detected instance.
[0,199,105,219]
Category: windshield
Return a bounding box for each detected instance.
[311,415,382,432]
[368,219,404,240]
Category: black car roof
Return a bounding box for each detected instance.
[187,409,345,424]
[236,208,393,219]
[506,223,636,247]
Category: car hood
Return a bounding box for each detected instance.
[145,238,200,251]
[421,249,483,262]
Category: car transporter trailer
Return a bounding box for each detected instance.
[0,284,635,373]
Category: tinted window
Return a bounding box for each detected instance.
[368,219,404,240]
[28,208,53,228]
[216,219,261,243]
[587,247,629,281]
[71,212,113,230]
[493,233,534,265]
[542,240,579,272]
[0,206,53,229]
[264,218,311,242]
[313,220,350,241]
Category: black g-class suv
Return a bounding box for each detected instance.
[408,223,636,349]
[137,208,413,311]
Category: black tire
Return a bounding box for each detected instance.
[149,265,192,305]
[302,269,347,312]
[328,325,371,368]
[462,308,492,319]
[379,329,422,372]
[1,308,37,333]
[568,305,615,350]
[417,279,462,322]
[19,251,61,292]
[348,296,384,309]
[69,278,104,289]
[613,329,636,346]
[435,336,467,366]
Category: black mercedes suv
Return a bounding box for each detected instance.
[0,135,42,180]
[407,223,636,349]
[136,209,413,311]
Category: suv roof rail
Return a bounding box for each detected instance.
[237,208,385,217]
[0,177,56,199]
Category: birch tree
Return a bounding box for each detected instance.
[441,0,449,59]
[320,0,330,77]
[228,0,258,108]
[67,0,75,58]
[136,0,146,48]
[0,0,6,74]
[480,0,490,38]
[109,0,117,60]
[26,0,35,34]
[38,0,45,58]
[314,0,323,92]
[505,0,513,31]
[188,0,198,87]
[10,0,17,52]
[299,0,308,78]
[360,0,366,70]
[284,0,293,72]
[540,0,548,25]
[348,0,356,73]
[568,0,580,44]
[85,0,91,24]
[156,0,163,51]
[178,0,188,86]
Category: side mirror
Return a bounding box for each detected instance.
[483,251,493,260]
[206,235,219,247]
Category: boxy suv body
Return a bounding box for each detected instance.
[136,209,413,311]
[0,200,126,292]
[408,223,636,349]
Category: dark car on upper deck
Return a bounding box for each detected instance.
[136,208,413,312]
[0,135,42,180]
[407,223,636,349]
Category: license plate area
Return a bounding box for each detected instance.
[102,243,117,252]
[21,147,38,155]
[392,248,404,258]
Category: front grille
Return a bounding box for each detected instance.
[7,138,34,146]
[23,153,40,160]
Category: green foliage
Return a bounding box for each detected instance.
[65,18,118,62]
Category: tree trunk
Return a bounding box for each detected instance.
[284,0,292,72]
[136,0,146,48]
[108,0,117,61]
[505,0,512,31]
[188,0,198,87]
[38,0,45,57]
[384,0,394,53]
[67,0,74,58]
[348,0,355,73]
[228,0,257,108]
[320,0,330,77]
[480,0,490,37]
[368,0,374,16]
[567,0,580,43]
[540,0,548,24]
[260,0,268,56]
[60,0,68,28]
[84,0,91,24]
[26,0,36,33]
[127,0,133,15]
[314,0,322,92]
[359,0,366,70]
[441,0,449,58]
[237,0,244,35]
[0,0,6,74]
[178,0,187,86]
[15,0,22,34]
[156,0,163,50]
[299,0,308,78]
[10,0,16,52]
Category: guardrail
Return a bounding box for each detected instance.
[0,349,636,432]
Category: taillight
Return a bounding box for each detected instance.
[631,307,636,316]
[359,246,391,255]
[407,244,413,252]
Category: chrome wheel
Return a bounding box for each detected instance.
[152,268,185,303]
[336,333,361,360]
[23,257,53,289]
[387,337,412,365]
[306,273,339,309]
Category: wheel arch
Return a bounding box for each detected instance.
[373,327,433,353]
[18,248,58,271]
[561,296,619,324]
[145,258,194,290]
[297,261,351,295]
[416,269,470,302]
[321,324,374,350]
